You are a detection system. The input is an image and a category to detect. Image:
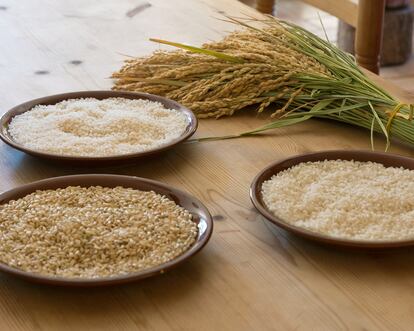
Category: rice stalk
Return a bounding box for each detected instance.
[112,16,413,149]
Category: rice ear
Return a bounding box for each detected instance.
[113,16,414,149]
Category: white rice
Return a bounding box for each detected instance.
[8,97,189,156]
[261,159,414,241]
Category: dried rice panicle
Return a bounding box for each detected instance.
[112,24,330,119]
[112,16,414,149]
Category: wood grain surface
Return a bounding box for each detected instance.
[1,0,414,330]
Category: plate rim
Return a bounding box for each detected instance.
[0,174,213,286]
[250,149,414,248]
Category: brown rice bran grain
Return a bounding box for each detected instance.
[0,186,198,278]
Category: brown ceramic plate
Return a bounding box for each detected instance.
[0,174,213,286]
[250,150,414,249]
[0,91,197,164]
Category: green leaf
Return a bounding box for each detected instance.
[309,99,334,113]
[368,101,389,151]
[370,116,375,151]
[149,38,245,64]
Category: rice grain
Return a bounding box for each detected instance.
[8,98,188,157]
[261,160,414,241]
[0,186,198,278]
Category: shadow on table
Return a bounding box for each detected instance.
[1,251,210,325]
[264,218,414,279]
[6,142,200,185]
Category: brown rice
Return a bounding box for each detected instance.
[0,186,198,278]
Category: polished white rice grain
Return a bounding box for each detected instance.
[8,97,188,156]
[261,160,414,241]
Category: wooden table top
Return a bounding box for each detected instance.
[1,0,414,330]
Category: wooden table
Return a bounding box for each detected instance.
[1,0,414,330]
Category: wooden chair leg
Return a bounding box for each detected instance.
[256,0,275,14]
[355,0,386,74]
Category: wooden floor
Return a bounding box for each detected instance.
[242,0,414,92]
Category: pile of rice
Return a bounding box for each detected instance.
[8,97,189,156]
[261,160,414,241]
[0,186,198,278]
